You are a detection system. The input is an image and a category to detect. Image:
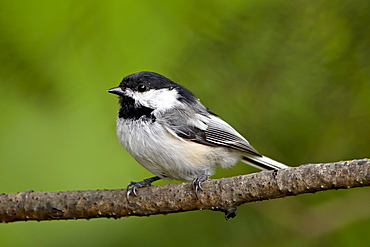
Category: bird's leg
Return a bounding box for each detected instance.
[192,169,209,199]
[126,176,161,199]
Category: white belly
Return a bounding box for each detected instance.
[116,118,241,181]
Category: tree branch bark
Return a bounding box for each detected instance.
[1,158,369,223]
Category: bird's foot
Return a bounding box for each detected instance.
[192,170,209,199]
[126,176,160,200]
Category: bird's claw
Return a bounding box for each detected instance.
[126,180,149,199]
[193,177,204,193]
[126,181,140,198]
[193,172,208,199]
[126,176,161,201]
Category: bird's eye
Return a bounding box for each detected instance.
[138,84,147,92]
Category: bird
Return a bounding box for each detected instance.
[108,71,288,197]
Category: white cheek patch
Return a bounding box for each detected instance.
[126,88,181,111]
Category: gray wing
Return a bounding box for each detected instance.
[163,109,261,157]
[203,116,261,156]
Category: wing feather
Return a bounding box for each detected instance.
[204,115,261,156]
[164,109,261,157]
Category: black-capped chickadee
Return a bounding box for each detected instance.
[108,71,288,197]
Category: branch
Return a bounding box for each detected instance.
[1,158,369,223]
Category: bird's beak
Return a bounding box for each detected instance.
[107,87,124,96]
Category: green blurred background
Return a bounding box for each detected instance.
[0,0,369,246]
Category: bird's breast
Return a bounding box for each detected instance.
[116,117,235,181]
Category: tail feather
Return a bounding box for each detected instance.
[242,155,288,171]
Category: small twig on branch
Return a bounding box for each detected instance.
[1,158,369,223]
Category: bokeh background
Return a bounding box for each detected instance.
[0,0,369,246]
